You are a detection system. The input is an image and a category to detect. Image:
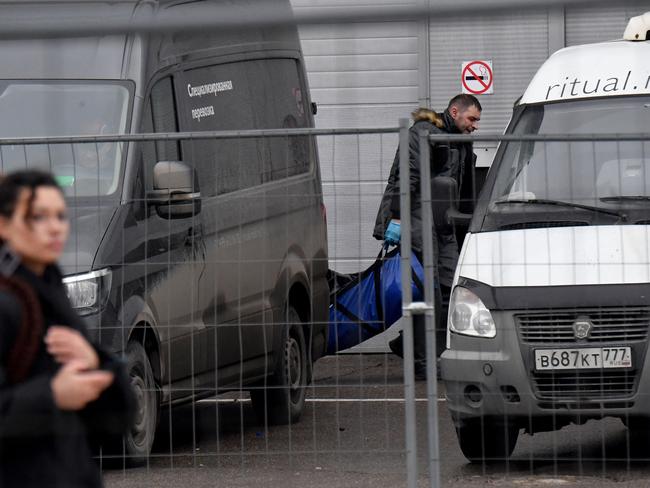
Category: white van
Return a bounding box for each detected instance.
[440,13,650,462]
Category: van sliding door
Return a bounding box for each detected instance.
[177,57,313,386]
[138,76,207,392]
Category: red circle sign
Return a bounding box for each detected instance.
[462,61,493,95]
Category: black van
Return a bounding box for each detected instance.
[0,0,329,462]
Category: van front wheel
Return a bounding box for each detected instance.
[251,306,307,425]
[124,341,158,465]
[626,417,650,453]
[456,418,519,463]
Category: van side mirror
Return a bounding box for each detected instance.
[147,161,201,219]
[431,176,472,226]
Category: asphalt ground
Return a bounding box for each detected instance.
[104,355,650,488]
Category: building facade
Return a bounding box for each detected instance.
[291,1,649,271]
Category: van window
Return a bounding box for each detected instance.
[258,59,311,182]
[482,96,650,229]
[140,77,181,189]
[151,77,180,163]
[180,58,310,196]
[0,80,132,197]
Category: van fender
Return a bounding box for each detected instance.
[270,246,309,313]
[269,247,312,363]
[119,295,164,381]
[269,248,326,370]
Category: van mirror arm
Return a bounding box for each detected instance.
[146,189,202,219]
[146,189,201,205]
[432,176,474,225]
[446,208,473,225]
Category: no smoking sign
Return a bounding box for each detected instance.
[461,60,493,95]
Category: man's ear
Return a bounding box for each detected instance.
[449,106,458,118]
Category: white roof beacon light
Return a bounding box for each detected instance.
[623,12,650,41]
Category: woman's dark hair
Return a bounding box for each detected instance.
[0,170,62,220]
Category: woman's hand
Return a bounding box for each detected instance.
[51,360,114,411]
[45,326,100,370]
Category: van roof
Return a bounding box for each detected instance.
[519,40,650,105]
[0,36,132,80]
[0,0,300,81]
[0,1,137,80]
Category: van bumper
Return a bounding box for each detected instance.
[440,312,650,430]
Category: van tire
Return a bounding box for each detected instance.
[626,417,650,453]
[251,306,307,426]
[124,341,158,466]
[456,418,519,463]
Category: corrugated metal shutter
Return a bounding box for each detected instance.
[429,11,550,134]
[566,5,648,46]
[291,0,420,273]
[298,21,419,126]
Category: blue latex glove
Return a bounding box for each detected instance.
[383,220,401,247]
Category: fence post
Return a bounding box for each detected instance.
[418,130,440,488]
[398,117,418,488]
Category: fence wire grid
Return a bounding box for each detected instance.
[1,1,650,488]
[1,126,650,488]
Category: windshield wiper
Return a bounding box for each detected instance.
[600,196,650,203]
[494,198,628,221]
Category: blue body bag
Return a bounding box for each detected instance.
[327,247,425,354]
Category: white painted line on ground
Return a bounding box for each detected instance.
[307,398,446,403]
[198,398,446,404]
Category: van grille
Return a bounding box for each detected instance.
[516,308,650,344]
[532,370,637,401]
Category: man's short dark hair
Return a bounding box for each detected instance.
[447,94,482,112]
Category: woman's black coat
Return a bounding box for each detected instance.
[0,265,135,488]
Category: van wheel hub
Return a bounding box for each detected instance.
[130,371,148,444]
[285,336,302,391]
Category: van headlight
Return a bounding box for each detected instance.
[448,286,496,338]
[63,268,112,316]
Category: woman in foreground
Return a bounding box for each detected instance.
[0,170,134,488]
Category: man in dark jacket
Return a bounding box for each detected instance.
[374,94,481,378]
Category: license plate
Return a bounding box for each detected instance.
[535,347,632,370]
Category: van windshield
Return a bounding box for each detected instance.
[483,97,650,230]
[0,81,132,198]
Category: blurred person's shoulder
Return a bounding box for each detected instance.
[0,289,22,319]
[0,289,23,330]
[0,290,23,358]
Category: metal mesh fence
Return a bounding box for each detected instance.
[1,126,649,488]
[1,1,650,487]
[0,129,418,486]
